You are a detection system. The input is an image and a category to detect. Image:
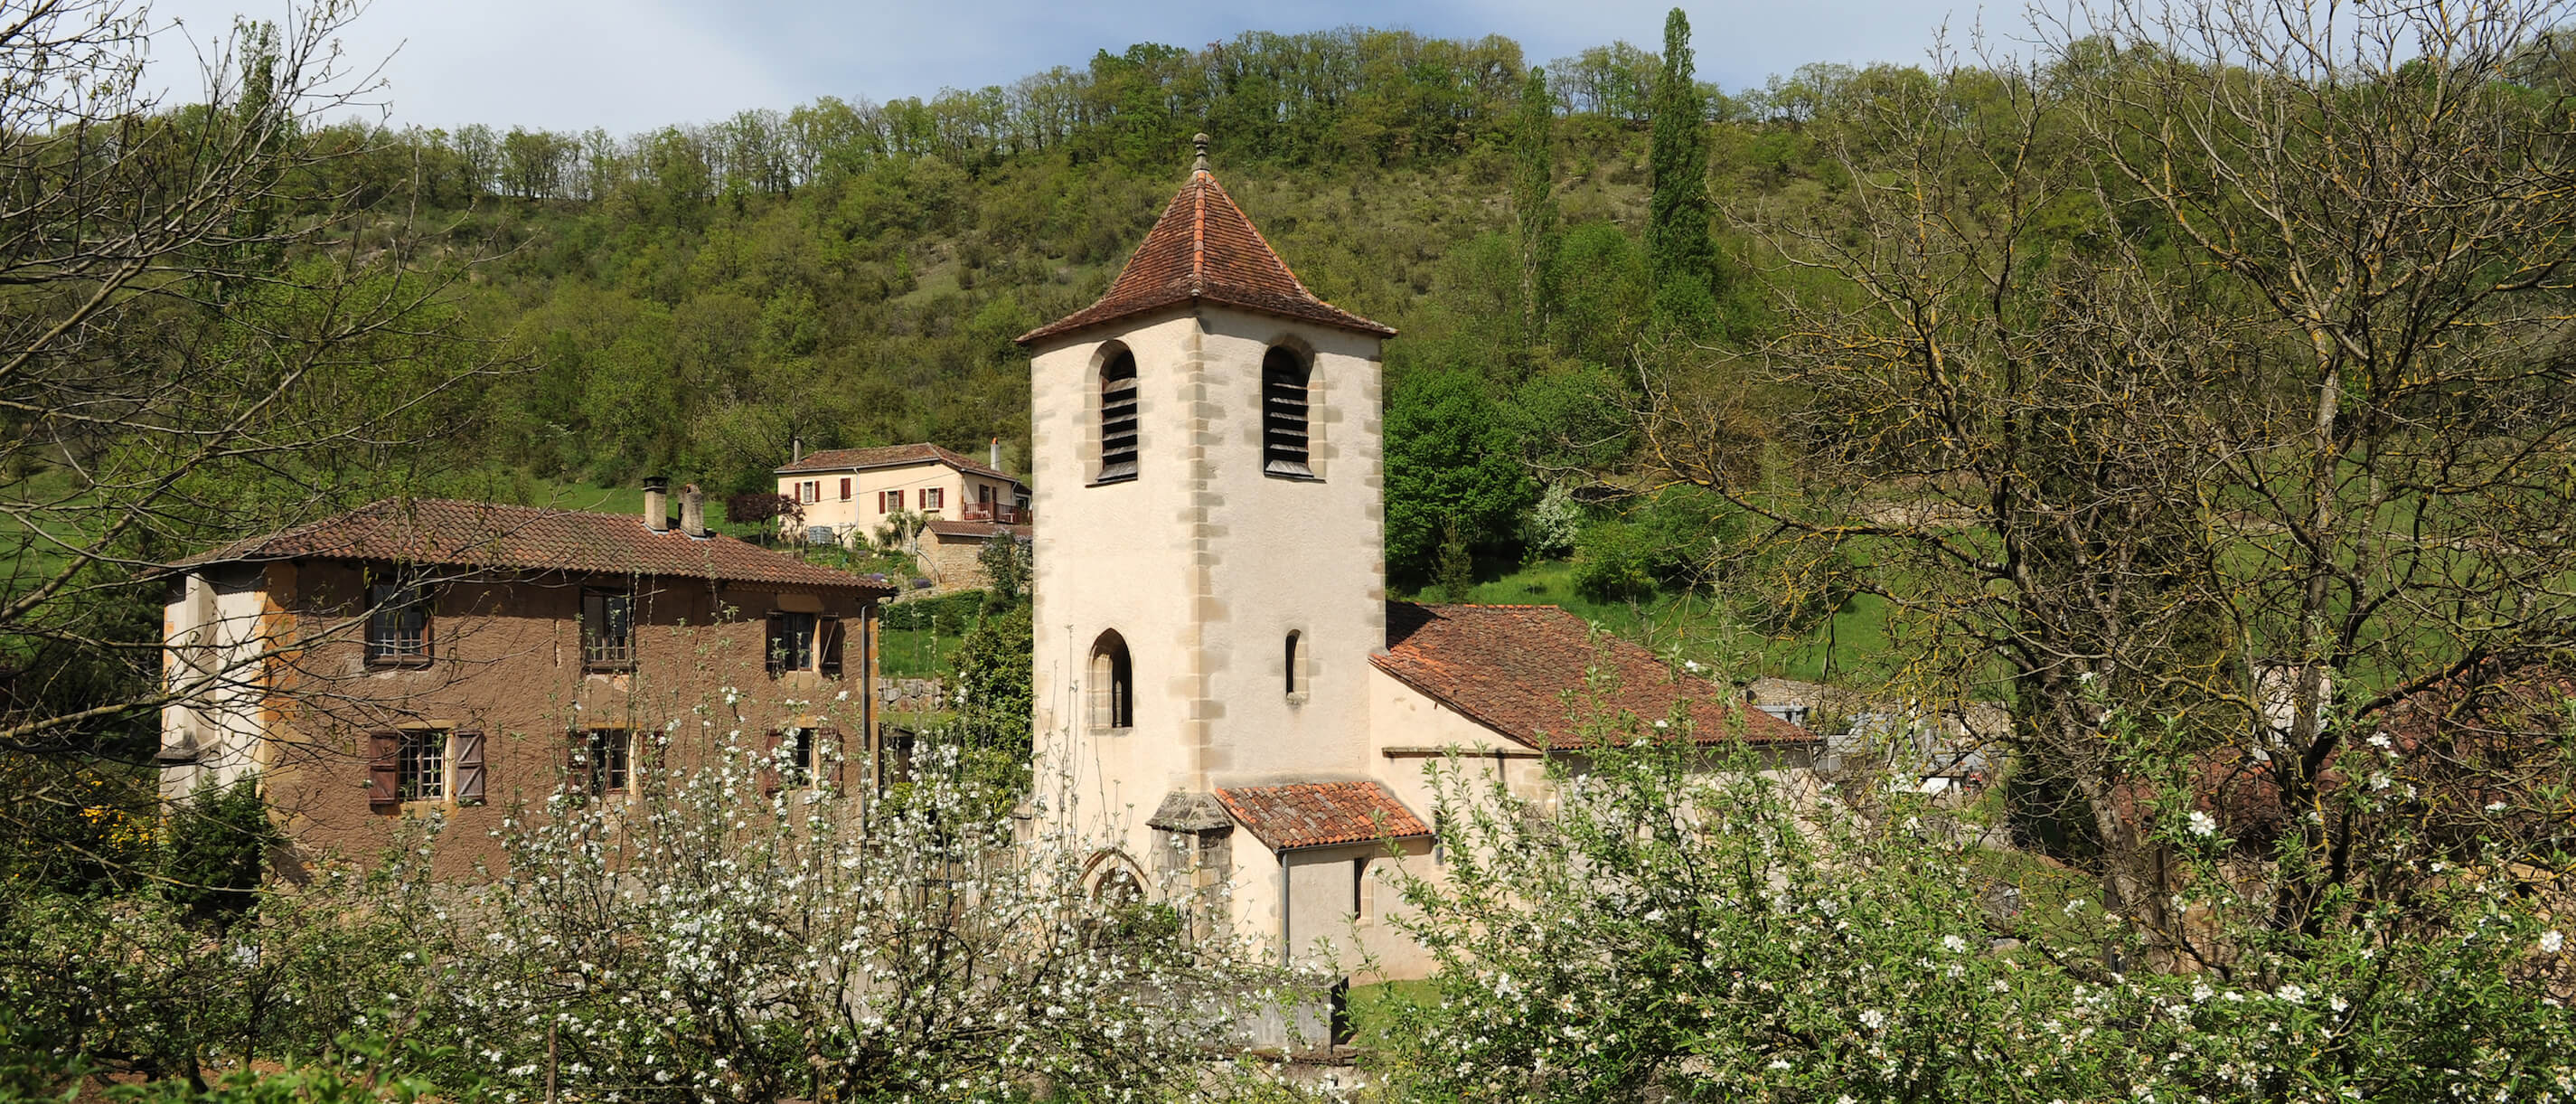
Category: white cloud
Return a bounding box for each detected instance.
[137,0,2019,135]
[146,0,798,132]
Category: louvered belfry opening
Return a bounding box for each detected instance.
[1262,346,1311,477]
[1099,349,1140,483]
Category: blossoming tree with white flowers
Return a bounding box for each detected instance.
[1379,686,2576,1101]
[428,698,1309,1103]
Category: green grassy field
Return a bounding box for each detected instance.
[879,628,964,680]
[1348,978,1439,1051]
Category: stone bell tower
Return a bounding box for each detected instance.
[1015,136,1396,874]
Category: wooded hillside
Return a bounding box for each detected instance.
[302,27,1861,522]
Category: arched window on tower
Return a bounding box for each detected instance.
[1098,349,1139,483]
[1088,630,1133,730]
[1262,345,1312,477]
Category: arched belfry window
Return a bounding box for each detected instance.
[1089,630,1133,730]
[1098,349,1140,484]
[1262,346,1312,477]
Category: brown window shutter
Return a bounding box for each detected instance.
[758,730,782,795]
[765,614,785,676]
[367,730,401,809]
[823,727,845,788]
[454,730,486,805]
[819,615,844,677]
[564,730,591,797]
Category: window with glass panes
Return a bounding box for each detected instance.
[366,576,430,665]
[582,589,635,669]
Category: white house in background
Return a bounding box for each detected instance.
[1014,140,1821,998]
[773,443,1029,548]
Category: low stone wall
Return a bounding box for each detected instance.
[879,677,946,712]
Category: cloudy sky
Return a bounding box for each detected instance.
[139,0,2014,135]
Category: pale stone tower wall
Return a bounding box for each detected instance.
[1026,305,1385,876]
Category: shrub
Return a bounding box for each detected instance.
[879,589,984,634]
[1520,482,1584,560]
[161,777,277,928]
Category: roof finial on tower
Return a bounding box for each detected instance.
[1191,132,1210,175]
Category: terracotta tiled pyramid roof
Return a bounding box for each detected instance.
[1215,781,1432,852]
[170,498,891,592]
[1016,158,1395,345]
[1374,602,1817,750]
[776,442,1014,481]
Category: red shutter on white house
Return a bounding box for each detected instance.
[840,477,851,500]
[454,730,486,805]
[367,731,401,809]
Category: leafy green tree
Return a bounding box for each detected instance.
[1645,7,1720,336]
[1385,370,1538,587]
[976,535,1032,609]
[1549,222,1651,363]
[953,601,1033,773]
[1514,65,1560,352]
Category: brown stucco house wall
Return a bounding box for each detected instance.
[158,493,893,880]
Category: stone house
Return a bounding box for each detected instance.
[157,483,893,878]
[774,442,1030,547]
[1016,142,1821,984]
[916,517,1032,592]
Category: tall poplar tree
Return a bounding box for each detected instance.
[1645,7,1719,336]
[1515,65,1560,352]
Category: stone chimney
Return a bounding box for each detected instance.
[793,436,804,464]
[643,476,670,533]
[680,482,707,538]
[990,437,1002,474]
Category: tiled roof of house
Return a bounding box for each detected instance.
[1215,781,1432,852]
[1374,602,1817,750]
[169,498,892,592]
[922,519,1032,540]
[1016,165,1395,345]
[776,443,1017,481]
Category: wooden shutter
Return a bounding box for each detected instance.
[758,730,782,795]
[819,615,844,677]
[839,477,851,500]
[564,730,592,797]
[823,727,845,788]
[454,731,486,805]
[367,731,401,809]
[765,615,785,676]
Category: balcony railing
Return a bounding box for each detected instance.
[960,503,1028,524]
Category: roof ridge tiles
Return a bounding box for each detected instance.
[167,495,892,593]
